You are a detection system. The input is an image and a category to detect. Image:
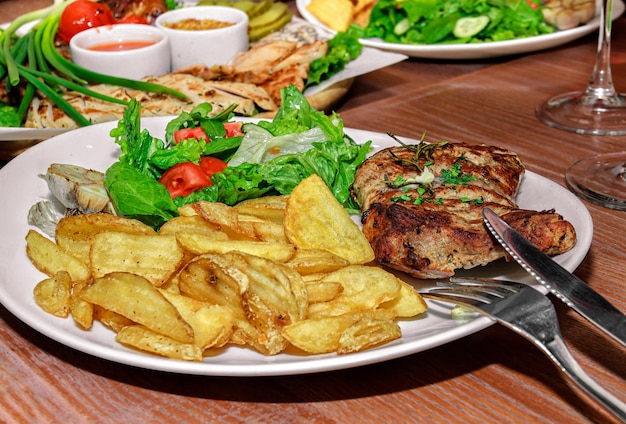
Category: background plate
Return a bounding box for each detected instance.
[296,0,625,59]
[0,117,593,376]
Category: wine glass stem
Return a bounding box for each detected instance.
[586,0,617,100]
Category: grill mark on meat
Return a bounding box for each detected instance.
[353,142,577,279]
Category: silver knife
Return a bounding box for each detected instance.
[482,207,626,348]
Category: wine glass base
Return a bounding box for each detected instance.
[536,91,626,135]
[565,152,626,210]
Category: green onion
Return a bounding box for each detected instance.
[1,0,188,128]
[17,32,38,119]
[19,70,91,127]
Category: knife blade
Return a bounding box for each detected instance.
[482,207,626,348]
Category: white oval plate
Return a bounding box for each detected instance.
[297,0,625,59]
[0,117,593,376]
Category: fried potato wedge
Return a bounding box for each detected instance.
[93,306,135,332]
[70,280,94,330]
[160,290,235,350]
[337,316,401,354]
[158,215,228,240]
[234,195,287,223]
[26,229,90,283]
[248,220,288,243]
[380,280,428,318]
[33,271,72,318]
[305,280,343,304]
[176,233,295,262]
[308,265,401,318]
[284,174,374,264]
[55,213,155,265]
[286,248,350,275]
[282,310,397,354]
[193,201,256,240]
[90,232,185,287]
[116,325,203,361]
[81,272,194,343]
[306,0,354,31]
[223,252,308,355]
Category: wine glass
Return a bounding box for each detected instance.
[535,0,626,210]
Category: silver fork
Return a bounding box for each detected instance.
[420,277,626,422]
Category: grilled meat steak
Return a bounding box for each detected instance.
[352,142,577,279]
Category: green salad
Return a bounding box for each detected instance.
[104,85,372,229]
[356,0,556,45]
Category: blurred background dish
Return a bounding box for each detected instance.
[70,24,171,80]
[155,6,249,71]
[296,0,626,59]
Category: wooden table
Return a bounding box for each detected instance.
[1,1,625,423]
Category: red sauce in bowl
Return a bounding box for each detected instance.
[88,40,157,52]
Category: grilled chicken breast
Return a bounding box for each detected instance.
[352,142,577,279]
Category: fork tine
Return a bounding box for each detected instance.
[422,289,492,305]
[449,276,525,292]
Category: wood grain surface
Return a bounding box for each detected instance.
[1,1,625,423]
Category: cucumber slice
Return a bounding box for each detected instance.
[453,16,489,38]
[393,18,410,36]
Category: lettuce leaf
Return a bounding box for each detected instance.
[104,85,371,227]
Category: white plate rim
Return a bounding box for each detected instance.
[296,0,625,59]
[0,117,593,376]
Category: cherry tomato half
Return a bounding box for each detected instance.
[199,156,228,177]
[224,122,244,138]
[173,127,209,144]
[159,162,212,199]
[58,0,116,43]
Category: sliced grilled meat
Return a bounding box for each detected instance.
[352,142,577,279]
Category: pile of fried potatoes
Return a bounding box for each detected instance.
[306,0,377,32]
[25,174,427,361]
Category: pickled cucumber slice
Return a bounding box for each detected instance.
[453,16,489,38]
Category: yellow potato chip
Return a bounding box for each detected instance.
[90,232,185,287]
[33,271,72,318]
[286,248,350,275]
[175,233,295,262]
[159,290,235,350]
[116,325,202,361]
[81,272,194,343]
[308,265,400,318]
[55,213,155,265]
[380,280,428,318]
[158,215,227,239]
[284,174,375,264]
[307,0,354,32]
[234,195,287,223]
[26,230,90,283]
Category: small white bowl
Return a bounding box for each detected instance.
[70,24,171,80]
[155,6,249,71]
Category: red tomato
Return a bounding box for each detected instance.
[58,0,116,43]
[173,127,209,144]
[116,14,149,25]
[224,122,244,138]
[159,162,212,198]
[200,156,227,177]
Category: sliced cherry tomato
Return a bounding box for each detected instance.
[116,14,149,25]
[58,0,116,43]
[224,122,244,138]
[173,127,209,144]
[159,162,212,198]
[199,156,228,177]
